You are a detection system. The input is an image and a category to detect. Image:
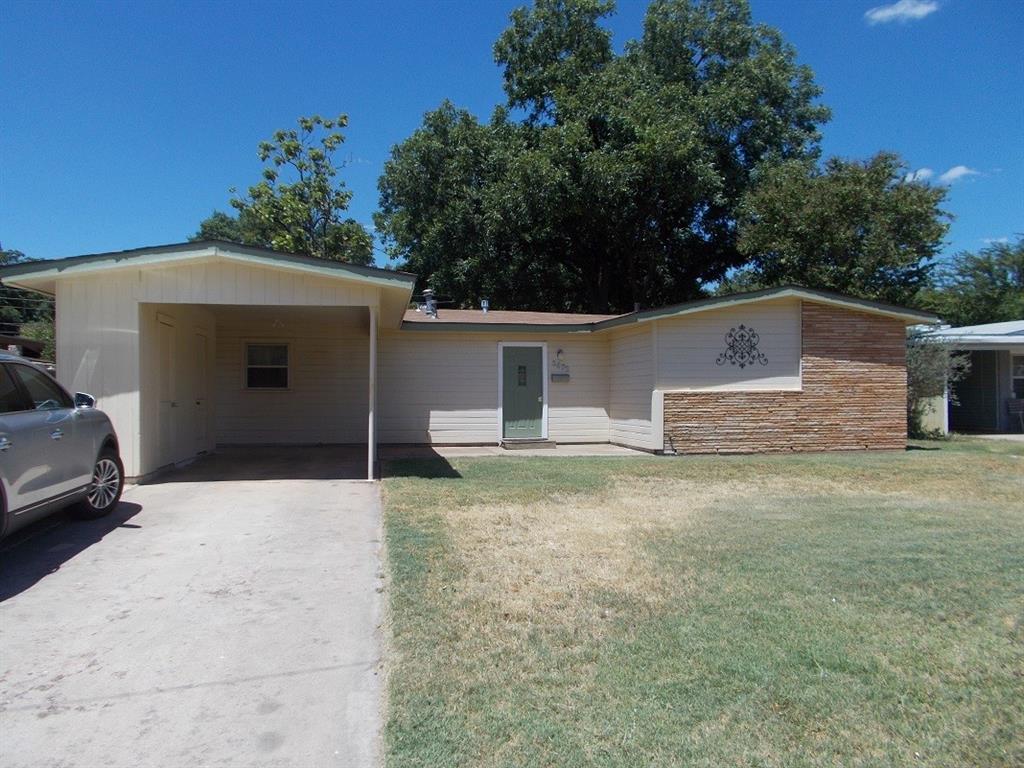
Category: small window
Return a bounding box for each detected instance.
[517,365,527,387]
[1013,355,1024,399]
[0,366,27,414]
[9,364,73,410]
[246,343,289,389]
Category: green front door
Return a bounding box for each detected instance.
[502,346,544,439]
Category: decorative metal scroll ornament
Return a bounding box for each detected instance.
[715,324,768,369]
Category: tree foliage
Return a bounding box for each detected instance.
[724,152,950,306]
[19,319,55,360]
[193,115,373,265]
[905,331,970,438]
[919,237,1024,327]
[377,0,829,312]
[192,209,266,244]
[1,247,56,358]
[1,248,52,329]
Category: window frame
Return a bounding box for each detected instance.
[243,341,291,391]
[1012,354,1024,399]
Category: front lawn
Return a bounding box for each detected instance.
[382,438,1023,767]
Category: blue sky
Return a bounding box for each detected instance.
[1,0,1021,267]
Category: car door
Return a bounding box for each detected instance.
[0,364,38,513]
[5,362,88,504]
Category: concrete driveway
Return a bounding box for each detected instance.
[0,452,383,768]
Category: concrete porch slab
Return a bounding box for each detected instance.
[380,443,651,459]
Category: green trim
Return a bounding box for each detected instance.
[0,240,418,289]
[595,286,939,328]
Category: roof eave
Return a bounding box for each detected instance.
[593,286,938,329]
[924,336,1024,347]
[0,240,418,292]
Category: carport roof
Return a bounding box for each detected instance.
[922,319,1024,348]
[0,240,418,291]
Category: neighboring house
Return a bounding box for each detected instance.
[0,241,937,480]
[922,320,1024,434]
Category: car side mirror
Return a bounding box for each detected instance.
[74,392,96,409]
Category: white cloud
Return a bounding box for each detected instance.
[904,168,934,182]
[938,165,981,184]
[865,0,939,25]
[982,237,1010,245]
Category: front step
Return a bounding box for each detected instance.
[501,439,557,450]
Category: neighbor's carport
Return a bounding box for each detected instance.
[0,242,417,480]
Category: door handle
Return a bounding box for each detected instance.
[0,437,11,451]
[537,396,543,403]
[50,429,64,440]
[171,401,179,408]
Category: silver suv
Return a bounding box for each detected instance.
[0,353,124,539]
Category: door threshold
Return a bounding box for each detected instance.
[500,439,557,450]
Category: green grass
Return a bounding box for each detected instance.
[382,439,1024,767]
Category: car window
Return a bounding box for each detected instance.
[0,365,28,414]
[9,364,73,411]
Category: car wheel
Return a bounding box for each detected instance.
[71,449,124,520]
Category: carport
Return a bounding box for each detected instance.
[0,241,417,480]
[139,303,374,478]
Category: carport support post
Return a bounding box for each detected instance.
[368,305,377,480]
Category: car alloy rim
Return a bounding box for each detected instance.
[87,458,120,509]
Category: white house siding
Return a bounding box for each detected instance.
[138,303,217,472]
[134,257,380,307]
[608,324,655,449]
[654,297,801,391]
[214,308,369,444]
[55,272,143,477]
[377,331,609,444]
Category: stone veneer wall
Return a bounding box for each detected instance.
[662,302,907,453]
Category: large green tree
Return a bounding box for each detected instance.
[194,115,374,265]
[724,152,950,305]
[919,237,1024,327]
[377,0,829,312]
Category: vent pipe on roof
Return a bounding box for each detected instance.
[481,298,489,314]
[422,289,438,318]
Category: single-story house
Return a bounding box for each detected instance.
[0,241,938,480]
[919,320,1024,434]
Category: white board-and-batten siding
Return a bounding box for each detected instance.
[215,311,369,445]
[134,259,379,307]
[608,324,656,449]
[654,298,802,391]
[137,303,217,472]
[56,273,144,476]
[377,332,610,444]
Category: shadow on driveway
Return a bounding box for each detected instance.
[147,445,368,482]
[0,501,143,603]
